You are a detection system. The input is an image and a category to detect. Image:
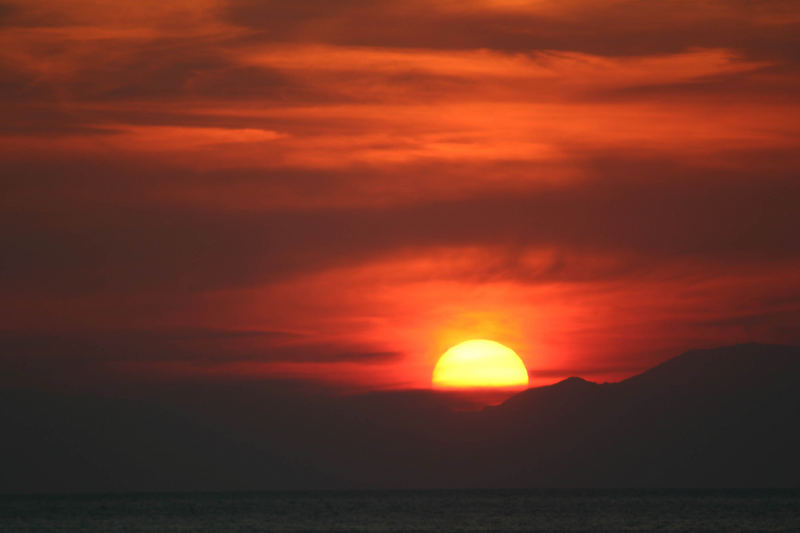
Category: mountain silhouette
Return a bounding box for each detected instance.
[466,343,800,488]
[1,343,798,492]
[300,343,800,488]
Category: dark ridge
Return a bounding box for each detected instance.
[556,376,597,387]
[492,375,601,414]
[2,343,799,491]
[620,342,800,390]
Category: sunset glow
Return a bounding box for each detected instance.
[0,0,798,395]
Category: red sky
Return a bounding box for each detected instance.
[1,0,799,392]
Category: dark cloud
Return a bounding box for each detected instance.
[51,39,234,102]
[0,328,401,389]
[186,65,325,101]
[0,2,17,24]
[0,329,399,362]
[586,64,800,103]
[224,0,800,62]
[2,0,798,111]
[2,151,799,296]
[0,106,120,135]
[0,69,56,103]
[700,308,800,343]
[2,0,795,111]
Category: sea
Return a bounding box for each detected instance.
[1,489,799,532]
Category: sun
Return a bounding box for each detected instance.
[432,339,529,389]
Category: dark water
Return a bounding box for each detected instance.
[1,490,799,532]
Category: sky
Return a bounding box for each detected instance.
[2,0,799,395]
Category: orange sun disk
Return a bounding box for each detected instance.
[432,339,529,389]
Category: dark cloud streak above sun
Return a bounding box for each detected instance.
[3,160,798,295]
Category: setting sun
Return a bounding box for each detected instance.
[432,339,529,389]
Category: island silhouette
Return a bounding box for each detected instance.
[2,343,798,492]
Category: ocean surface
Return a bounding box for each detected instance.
[1,490,799,532]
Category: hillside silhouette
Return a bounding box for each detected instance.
[1,343,798,492]
[473,343,800,487]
